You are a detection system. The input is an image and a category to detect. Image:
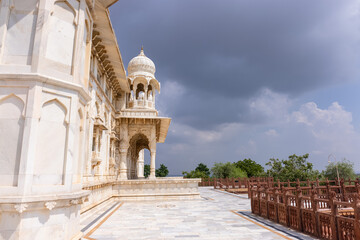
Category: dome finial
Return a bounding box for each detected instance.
[140,45,144,56]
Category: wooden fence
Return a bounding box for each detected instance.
[199,177,249,188]
[198,177,252,197]
[198,178,215,187]
[249,178,360,240]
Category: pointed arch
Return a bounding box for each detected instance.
[0,93,25,186]
[34,98,68,185]
[0,94,25,118]
[53,0,76,23]
[41,98,68,123]
[149,79,160,93]
[4,0,38,65]
[46,0,77,73]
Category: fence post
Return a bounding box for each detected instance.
[275,183,279,223]
[353,193,360,240]
[284,188,290,227]
[340,179,346,201]
[265,184,269,219]
[329,191,338,240]
[296,179,303,232]
[257,181,261,215]
[326,179,331,199]
[310,189,319,237]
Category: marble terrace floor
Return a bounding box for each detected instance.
[80,187,313,240]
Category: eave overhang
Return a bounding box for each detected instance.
[93,0,130,92]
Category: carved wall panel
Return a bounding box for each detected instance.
[45,0,78,74]
[4,0,38,65]
[0,93,25,186]
[33,98,68,185]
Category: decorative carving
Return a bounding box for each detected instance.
[91,151,101,168]
[70,199,79,205]
[14,204,28,213]
[45,201,57,210]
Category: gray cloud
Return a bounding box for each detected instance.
[110,1,360,174]
[111,0,360,129]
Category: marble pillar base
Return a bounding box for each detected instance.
[112,177,201,201]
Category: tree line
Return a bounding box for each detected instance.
[182,154,358,181]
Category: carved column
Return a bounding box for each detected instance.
[137,149,145,178]
[149,150,156,179]
[118,149,128,180]
[118,121,129,180]
[149,126,157,179]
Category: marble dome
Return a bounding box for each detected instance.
[127,47,156,78]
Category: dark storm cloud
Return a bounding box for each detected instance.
[110,0,360,129]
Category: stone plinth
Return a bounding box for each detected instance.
[113,178,201,201]
[0,191,89,240]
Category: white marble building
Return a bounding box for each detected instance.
[0,0,200,239]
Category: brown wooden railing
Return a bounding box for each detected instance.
[198,177,249,188]
[198,178,215,187]
[249,178,360,240]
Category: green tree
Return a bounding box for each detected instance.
[144,164,150,178]
[323,159,356,180]
[234,158,264,177]
[182,170,209,178]
[266,154,320,181]
[195,163,210,177]
[211,162,247,178]
[156,164,169,177]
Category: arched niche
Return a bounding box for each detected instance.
[135,83,145,100]
[45,0,77,74]
[33,99,68,185]
[4,0,38,65]
[147,85,153,101]
[0,94,25,186]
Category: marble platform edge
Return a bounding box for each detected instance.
[212,188,249,199]
[0,190,90,204]
[114,194,201,201]
[115,178,202,185]
[81,201,121,236]
[237,211,318,240]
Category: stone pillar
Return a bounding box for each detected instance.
[94,127,99,151]
[118,149,128,180]
[137,149,145,179]
[149,151,156,179]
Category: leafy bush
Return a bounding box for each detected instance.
[211,162,247,178]
[323,159,356,180]
[266,154,320,181]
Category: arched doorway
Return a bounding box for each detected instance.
[127,133,150,179]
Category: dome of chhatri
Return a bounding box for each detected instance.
[127,47,156,78]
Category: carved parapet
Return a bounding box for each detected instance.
[127,99,155,109]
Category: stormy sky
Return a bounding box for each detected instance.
[110,0,360,175]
